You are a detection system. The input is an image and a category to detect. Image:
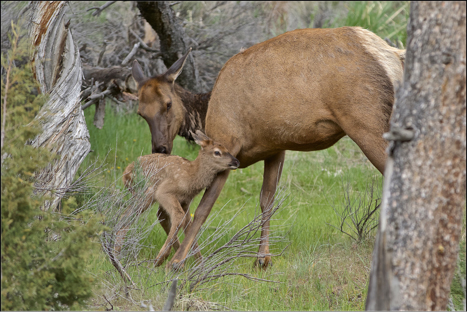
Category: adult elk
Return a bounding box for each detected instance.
[132,27,405,269]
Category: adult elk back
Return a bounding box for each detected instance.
[132,27,405,269]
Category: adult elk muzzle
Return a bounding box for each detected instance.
[146,114,170,154]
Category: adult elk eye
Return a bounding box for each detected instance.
[167,101,172,110]
[214,151,221,156]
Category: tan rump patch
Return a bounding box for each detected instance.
[353,27,405,89]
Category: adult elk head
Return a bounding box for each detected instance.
[132,49,191,154]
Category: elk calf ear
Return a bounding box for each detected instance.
[132,60,146,86]
[190,130,211,149]
[164,48,192,83]
[195,130,210,141]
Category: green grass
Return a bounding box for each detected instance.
[75,2,465,308]
[81,101,465,311]
[328,1,410,47]
[80,103,383,311]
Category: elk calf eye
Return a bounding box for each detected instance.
[214,151,221,156]
[167,101,172,110]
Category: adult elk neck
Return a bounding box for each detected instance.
[175,84,211,142]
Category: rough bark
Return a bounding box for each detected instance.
[28,1,91,211]
[366,1,466,310]
[136,1,201,92]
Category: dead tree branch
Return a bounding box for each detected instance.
[1,58,11,150]
[121,42,141,66]
[162,280,177,311]
[87,1,117,17]
[28,1,90,211]
[136,1,201,92]
[128,27,161,54]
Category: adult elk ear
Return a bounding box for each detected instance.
[164,47,192,83]
[132,60,145,86]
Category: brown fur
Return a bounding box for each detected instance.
[176,85,211,141]
[132,51,210,154]
[207,27,404,168]
[115,131,239,267]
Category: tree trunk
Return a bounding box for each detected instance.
[366,1,466,310]
[136,1,201,93]
[28,1,91,211]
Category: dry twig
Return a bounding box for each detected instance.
[121,42,141,66]
[87,1,117,17]
[326,177,381,242]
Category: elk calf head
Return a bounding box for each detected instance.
[132,49,192,154]
[191,130,240,171]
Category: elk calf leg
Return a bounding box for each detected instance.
[157,201,201,261]
[155,197,187,267]
[157,207,180,251]
[169,169,232,269]
[256,151,285,269]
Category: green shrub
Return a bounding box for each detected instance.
[1,22,103,311]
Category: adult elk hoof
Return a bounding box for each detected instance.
[254,256,272,269]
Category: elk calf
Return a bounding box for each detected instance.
[115,130,239,267]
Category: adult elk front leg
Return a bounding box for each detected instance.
[256,151,285,269]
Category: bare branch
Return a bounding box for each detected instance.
[81,89,112,110]
[97,41,107,66]
[162,279,177,311]
[128,28,162,54]
[102,295,114,311]
[102,231,136,287]
[121,42,141,66]
[87,1,117,17]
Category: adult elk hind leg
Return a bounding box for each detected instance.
[339,109,389,174]
[256,151,286,269]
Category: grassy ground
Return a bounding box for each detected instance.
[80,103,383,311]
[79,103,465,311]
[74,2,467,308]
